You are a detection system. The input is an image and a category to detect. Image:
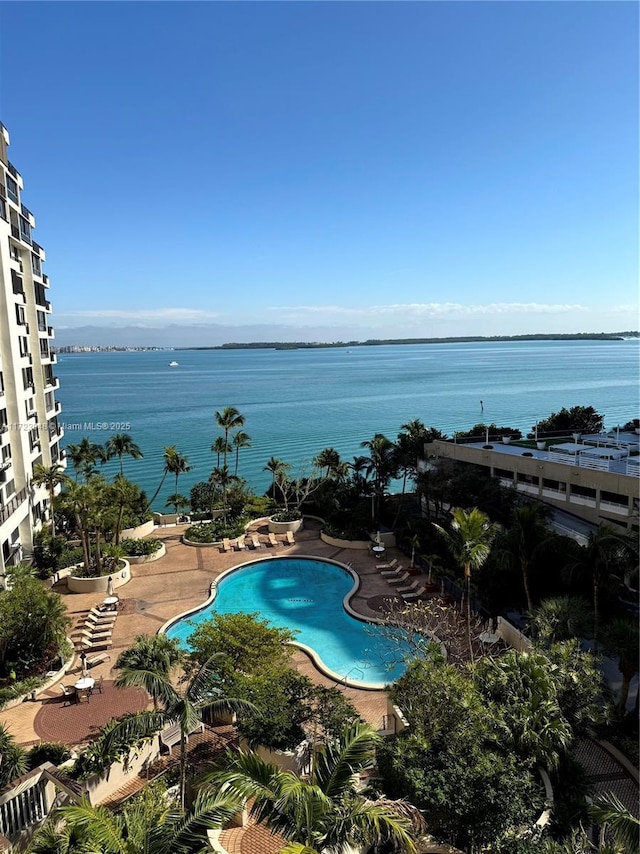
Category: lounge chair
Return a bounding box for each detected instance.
[396,579,422,594]
[79,627,112,641]
[85,653,110,669]
[85,611,116,627]
[401,585,427,601]
[236,537,246,550]
[268,532,279,547]
[377,558,398,571]
[387,572,412,586]
[82,618,114,632]
[380,564,404,578]
[250,534,263,549]
[221,538,232,552]
[81,637,113,651]
[88,606,116,621]
[285,531,295,546]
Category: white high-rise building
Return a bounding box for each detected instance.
[0,122,64,573]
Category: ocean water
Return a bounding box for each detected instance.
[56,339,639,509]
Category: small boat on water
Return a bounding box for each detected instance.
[168,360,179,367]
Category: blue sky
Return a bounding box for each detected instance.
[1,1,637,343]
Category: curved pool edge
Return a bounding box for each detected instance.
[157,554,393,691]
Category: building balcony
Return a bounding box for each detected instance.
[0,486,28,527]
[541,487,567,501]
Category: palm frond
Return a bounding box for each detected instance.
[590,791,640,850]
[313,722,379,798]
[58,801,126,853]
[114,667,178,708]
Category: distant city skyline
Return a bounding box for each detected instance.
[1,1,637,342]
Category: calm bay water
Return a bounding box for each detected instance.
[56,339,639,510]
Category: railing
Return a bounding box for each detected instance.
[7,161,18,178]
[21,203,33,219]
[0,487,28,526]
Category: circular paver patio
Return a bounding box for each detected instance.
[34,681,149,746]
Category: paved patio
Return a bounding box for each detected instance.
[3,519,402,747]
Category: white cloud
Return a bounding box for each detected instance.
[59,308,221,324]
[269,301,589,321]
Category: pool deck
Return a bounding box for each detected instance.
[3,519,403,748]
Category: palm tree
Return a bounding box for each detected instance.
[214,406,245,467]
[104,433,143,476]
[147,446,183,511]
[313,447,341,479]
[31,463,68,537]
[590,791,640,852]
[114,634,184,711]
[564,526,621,650]
[211,436,231,468]
[106,653,254,808]
[264,457,289,502]
[532,596,593,646]
[209,466,235,522]
[27,785,243,854]
[600,618,639,715]
[109,474,140,545]
[165,493,190,516]
[433,507,498,663]
[360,433,397,527]
[58,480,92,568]
[231,430,251,476]
[0,723,27,789]
[66,438,105,481]
[202,722,422,854]
[496,502,552,616]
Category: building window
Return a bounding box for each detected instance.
[6,175,18,204]
[0,198,6,221]
[15,304,25,325]
[19,216,31,243]
[31,253,42,277]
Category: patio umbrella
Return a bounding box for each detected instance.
[107,576,114,598]
[80,652,88,677]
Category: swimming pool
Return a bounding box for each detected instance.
[165,557,423,688]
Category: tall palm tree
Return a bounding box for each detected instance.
[202,722,422,854]
[211,436,231,468]
[264,457,289,502]
[169,450,191,494]
[109,474,140,545]
[433,507,498,663]
[58,480,92,568]
[147,446,181,511]
[209,466,235,521]
[104,433,143,476]
[360,433,397,527]
[564,526,621,650]
[114,634,184,711]
[107,653,254,808]
[31,463,68,537]
[313,448,341,479]
[66,438,105,481]
[214,407,245,467]
[496,502,552,616]
[231,430,251,476]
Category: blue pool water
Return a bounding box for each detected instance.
[166,558,421,687]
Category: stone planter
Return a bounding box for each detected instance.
[120,519,155,540]
[66,560,131,594]
[268,517,304,534]
[537,441,546,450]
[502,436,512,445]
[320,532,370,550]
[125,543,166,564]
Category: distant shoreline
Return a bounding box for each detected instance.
[54,331,639,354]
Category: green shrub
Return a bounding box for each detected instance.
[184,517,247,543]
[27,742,72,770]
[270,509,302,523]
[322,522,370,542]
[120,537,162,556]
[0,676,45,709]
